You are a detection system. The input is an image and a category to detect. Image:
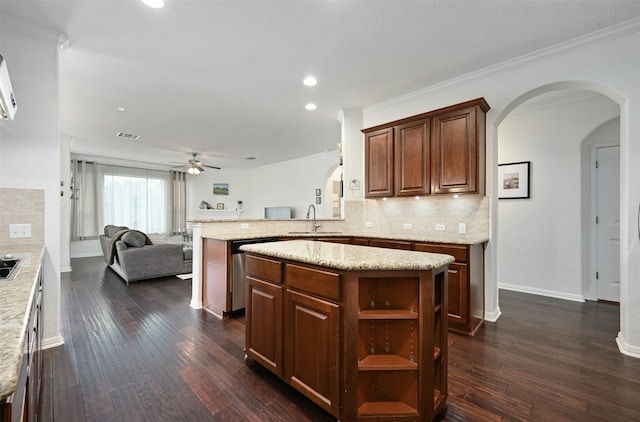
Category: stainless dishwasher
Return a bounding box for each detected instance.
[230,238,279,312]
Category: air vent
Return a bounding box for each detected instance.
[116,132,140,141]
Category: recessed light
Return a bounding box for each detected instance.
[303,76,317,87]
[305,103,317,111]
[142,0,164,8]
[117,107,126,112]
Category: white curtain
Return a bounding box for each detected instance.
[70,160,99,240]
[97,164,172,234]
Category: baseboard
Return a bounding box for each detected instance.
[70,252,103,258]
[61,266,73,273]
[41,335,65,350]
[616,331,640,359]
[484,306,502,322]
[499,284,585,303]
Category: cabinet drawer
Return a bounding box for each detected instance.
[285,264,341,302]
[246,255,283,284]
[413,243,468,263]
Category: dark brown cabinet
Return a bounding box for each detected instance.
[432,102,488,195]
[395,119,431,196]
[245,255,283,376]
[202,238,231,318]
[414,242,485,335]
[364,127,394,197]
[363,98,489,198]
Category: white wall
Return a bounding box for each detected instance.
[0,16,64,347]
[497,92,619,300]
[187,151,340,220]
[343,20,640,356]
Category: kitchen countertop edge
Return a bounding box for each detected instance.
[0,244,45,402]
[241,240,456,271]
[201,231,489,245]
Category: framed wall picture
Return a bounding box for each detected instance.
[498,161,530,199]
[213,183,229,195]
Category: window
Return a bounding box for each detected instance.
[71,160,186,240]
[102,172,169,234]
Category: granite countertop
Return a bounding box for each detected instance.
[0,244,44,402]
[240,240,455,271]
[202,230,489,245]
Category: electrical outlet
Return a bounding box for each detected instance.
[240,223,249,229]
[458,223,467,234]
[365,222,374,228]
[435,224,446,231]
[9,224,31,238]
[403,223,413,230]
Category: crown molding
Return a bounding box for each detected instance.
[0,13,69,48]
[364,17,640,114]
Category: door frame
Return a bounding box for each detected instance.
[588,142,620,301]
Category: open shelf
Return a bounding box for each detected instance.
[358,401,418,417]
[434,389,443,408]
[358,354,418,371]
[358,309,419,320]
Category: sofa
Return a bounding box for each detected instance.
[99,225,192,284]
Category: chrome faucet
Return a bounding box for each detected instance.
[305,204,321,232]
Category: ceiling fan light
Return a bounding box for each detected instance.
[142,0,164,8]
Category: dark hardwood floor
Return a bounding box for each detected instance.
[40,257,640,421]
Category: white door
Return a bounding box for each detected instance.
[596,145,620,302]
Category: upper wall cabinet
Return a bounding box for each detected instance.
[363,98,490,198]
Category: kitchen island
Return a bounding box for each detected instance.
[240,240,454,422]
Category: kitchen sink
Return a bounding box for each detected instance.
[0,257,22,281]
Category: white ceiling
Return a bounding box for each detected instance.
[2,0,640,170]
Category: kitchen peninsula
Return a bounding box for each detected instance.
[241,240,454,421]
[190,218,488,335]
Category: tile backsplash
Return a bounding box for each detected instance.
[0,188,45,246]
[343,196,489,238]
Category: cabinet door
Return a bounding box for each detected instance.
[446,263,469,327]
[202,239,231,318]
[365,127,394,198]
[246,276,283,376]
[284,290,340,417]
[369,239,412,250]
[432,106,481,194]
[395,119,430,196]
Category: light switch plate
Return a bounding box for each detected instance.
[458,223,467,234]
[403,223,413,230]
[9,224,31,238]
[435,224,446,231]
[240,223,249,229]
[365,222,374,228]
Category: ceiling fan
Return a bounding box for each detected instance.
[172,152,220,174]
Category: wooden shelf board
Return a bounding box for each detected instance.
[358,401,418,417]
[359,309,419,320]
[358,354,418,371]
[434,346,441,360]
[434,389,443,407]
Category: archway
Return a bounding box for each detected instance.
[489,80,628,352]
